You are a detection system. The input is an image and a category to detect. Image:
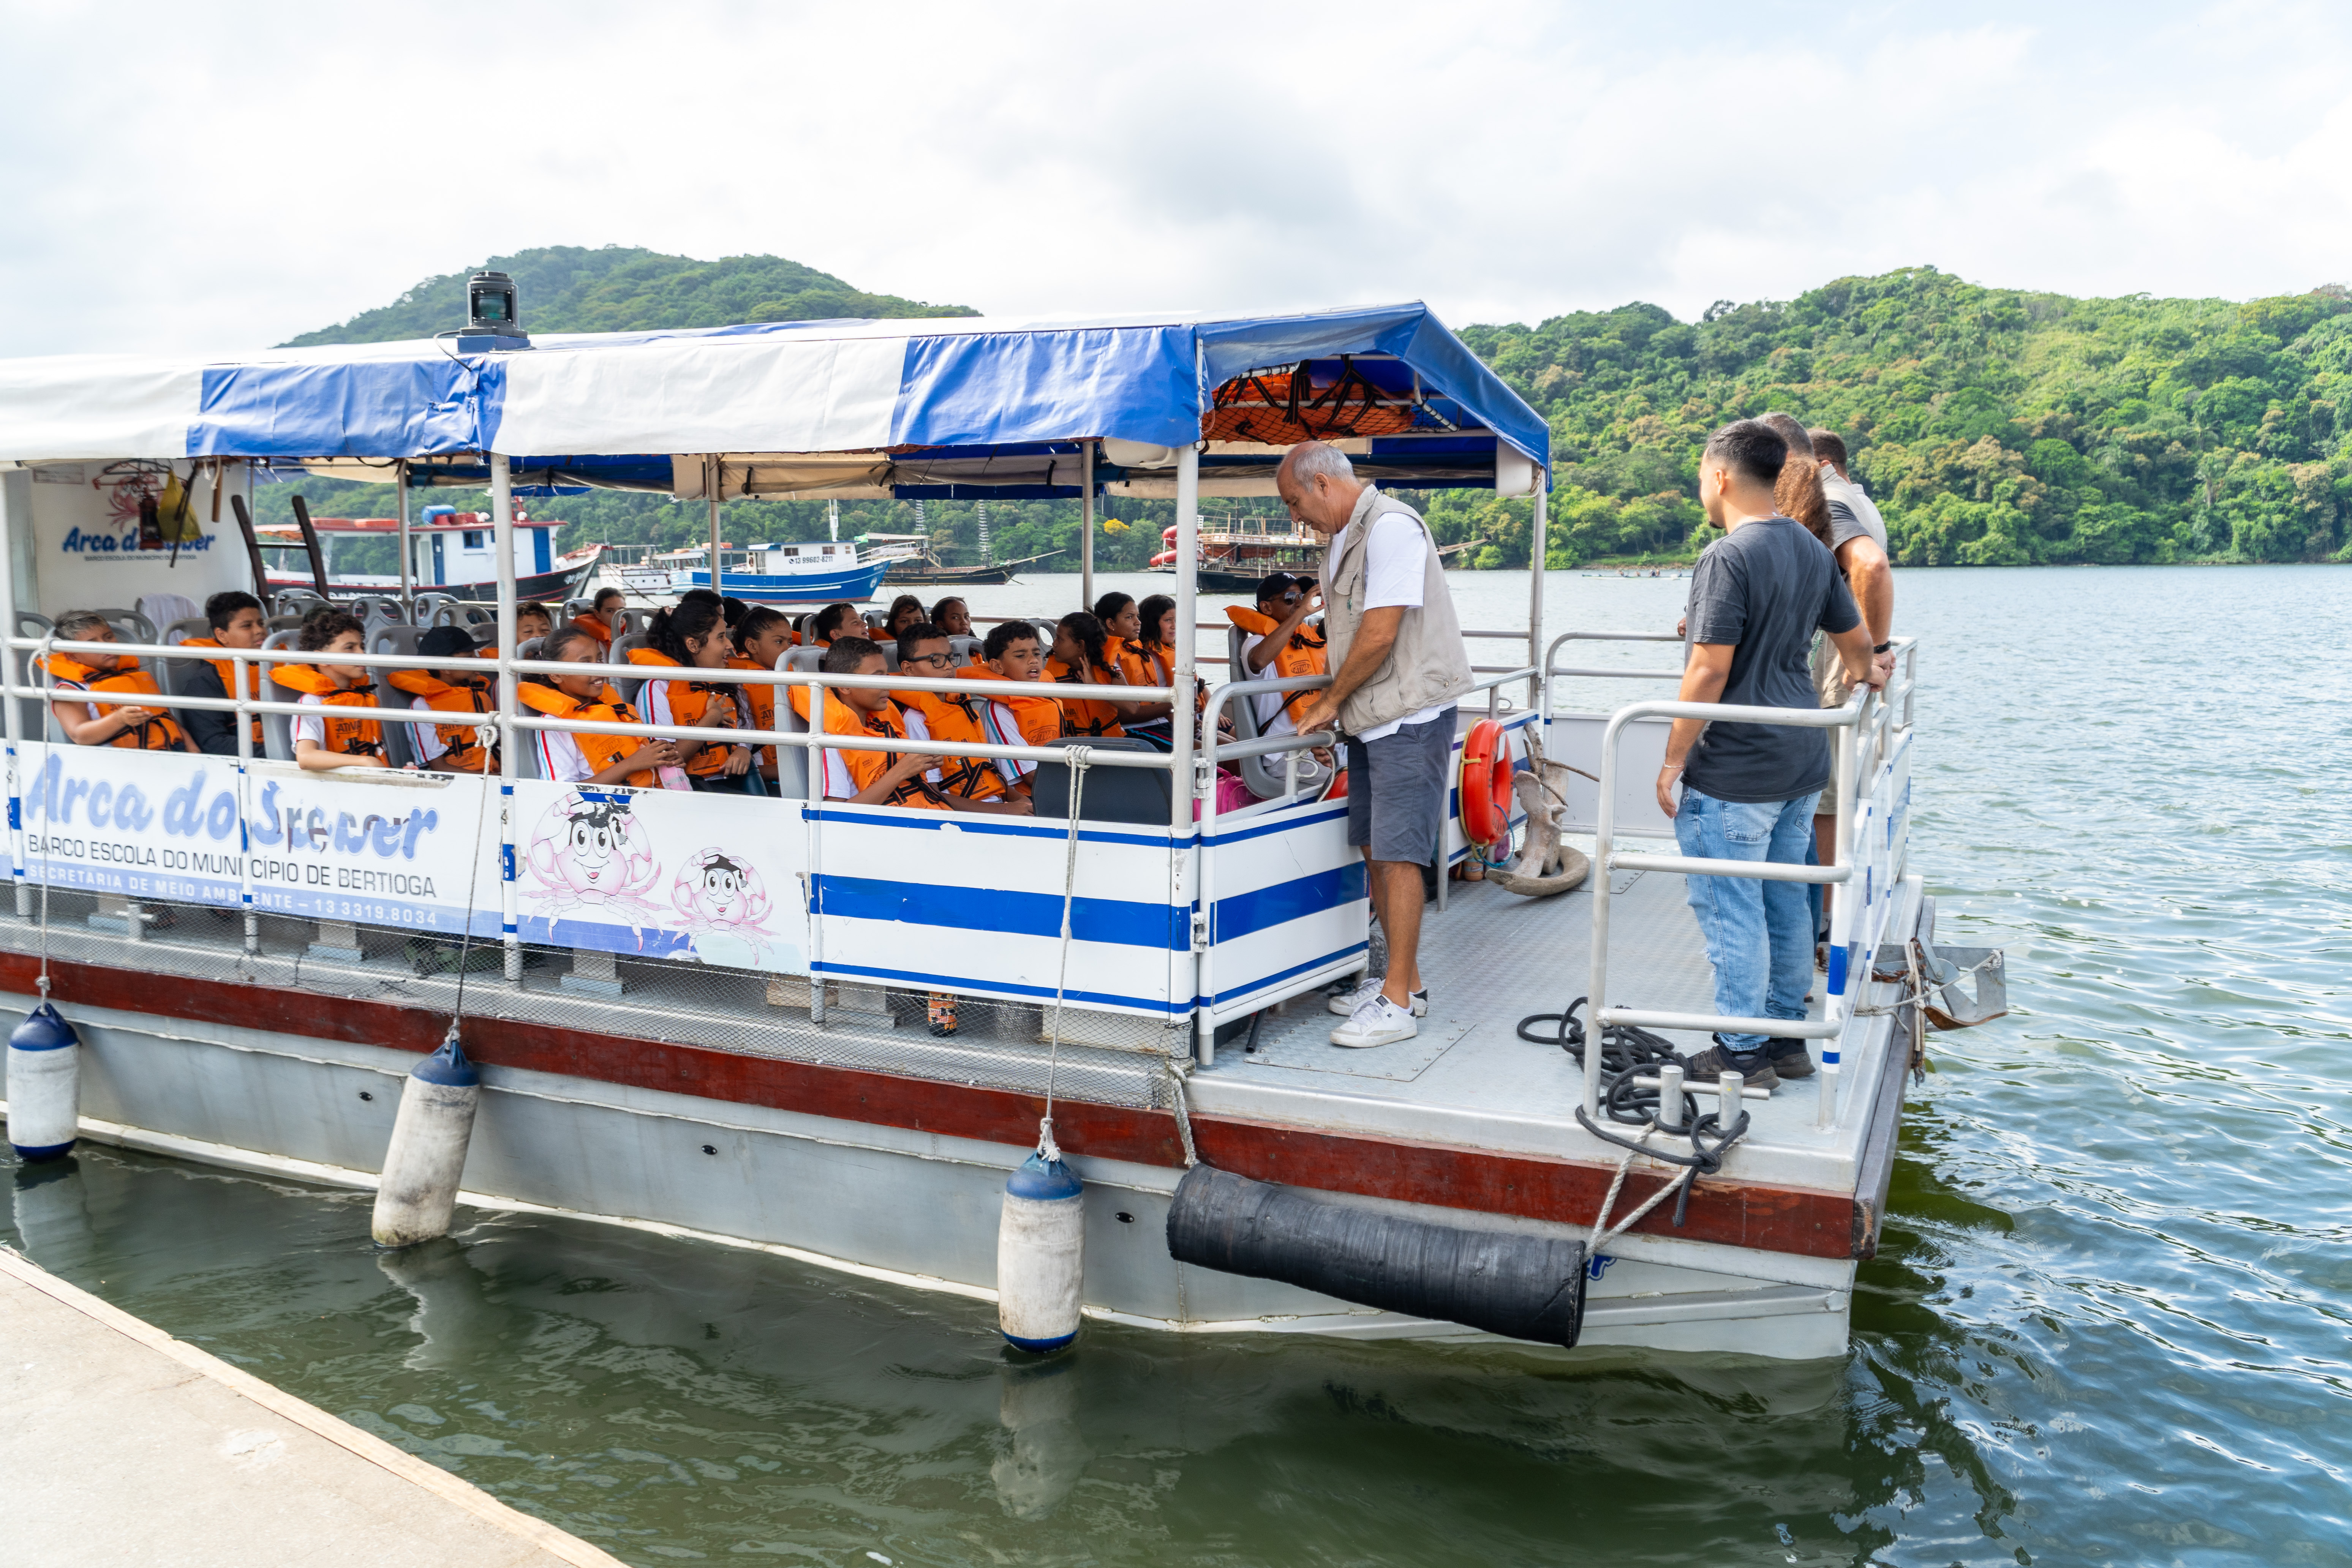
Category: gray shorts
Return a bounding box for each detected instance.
[1345,708,1457,864]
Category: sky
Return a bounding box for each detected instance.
[4,0,2349,357]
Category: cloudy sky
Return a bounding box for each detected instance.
[3,0,2346,357]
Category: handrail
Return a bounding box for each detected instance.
[1583,635,1920,1134]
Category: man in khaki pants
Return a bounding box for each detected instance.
[1281,441,1475,1050]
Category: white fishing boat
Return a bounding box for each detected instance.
[0,302,1999,1359]
[620,540,891,605]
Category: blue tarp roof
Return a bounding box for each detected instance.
[0,305,1548,489]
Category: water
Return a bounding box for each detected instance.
[8,565,2350,1565]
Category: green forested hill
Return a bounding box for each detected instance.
[269,255,2352,571]
[1440,268,2352,567]
[279,245,975,346]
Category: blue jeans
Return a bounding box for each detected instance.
[1673,786,1821,1054]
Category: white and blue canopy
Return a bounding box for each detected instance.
[0,303,1547,497]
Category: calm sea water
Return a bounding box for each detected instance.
[9,566,2350,1565]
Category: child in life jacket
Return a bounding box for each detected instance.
[890,623,1033,816]
[1046,612,1135,740]
[727,605,794,792]
[962,620,1058,794]
[571,587,625,649]
[515,602,556,647]
[40,609,194,752]
[882,594,926,640]
[807,601,860,648]
[1227,571,1332,756]
[816,636,944,809]
[282,612,403,771]
[1092,591,1174,749]
[179,590,267,756]
[387,626,498,774]
[520,627,682,787]
[929,596,972,638]
[631,597,754,792]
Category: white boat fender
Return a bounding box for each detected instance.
[371,1030,482,1249]
[6,1002,82,1162]
[997,1151,1085,1354]
[1165,1165,1589,1348]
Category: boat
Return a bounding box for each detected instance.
[253,507,603,603]
[0,303,1992,1362]
[620,540,890,605]
[1152,517,1485,591]
[875,537,1066,586]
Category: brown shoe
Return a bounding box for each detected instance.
[1681,1038,1780,1092]
[1764,1037,1815,1078]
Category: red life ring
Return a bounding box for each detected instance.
[1459,720,1514,844]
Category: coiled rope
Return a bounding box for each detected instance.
[1518,996,1752,1230]
[1036,747,1090,1164]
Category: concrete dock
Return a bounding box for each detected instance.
[0,1244,626,1568]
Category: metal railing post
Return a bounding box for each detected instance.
[1527,471,1546,714]
[233,648,258,955]
[806,673,827,1027]
[1585,708,1626,1120]
[491,453,521,983]
[0,471,25,918]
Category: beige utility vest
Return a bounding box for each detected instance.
[1320,486,1475,735]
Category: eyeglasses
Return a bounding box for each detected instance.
[905,651,955,668]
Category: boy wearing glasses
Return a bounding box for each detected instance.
[892,623,1032,814]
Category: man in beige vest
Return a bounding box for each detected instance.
[1281,441,1475,1049]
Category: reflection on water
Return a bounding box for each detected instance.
[6,567,2351,1564]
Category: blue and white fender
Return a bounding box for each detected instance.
[6,1003,81,1162]
[370,1034,481,1249]
[997,1152,1084,1353]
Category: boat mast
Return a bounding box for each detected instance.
[977,498,991,567]
[828,498,839,542]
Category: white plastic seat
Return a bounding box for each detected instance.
[260,629,302,762]
[1226,623,1331,802]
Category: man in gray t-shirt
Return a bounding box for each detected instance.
[1661,420,1881,1089]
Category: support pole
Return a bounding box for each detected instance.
[1080,440,1096,613]
[1528,467,1547,715]
[1172,446,1205,1064]
[707,455,724,599]
[396,460,413,612]
[0,470,25,917]
[491,454,521,983]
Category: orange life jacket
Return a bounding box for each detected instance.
[386,669,496,772]
[629,648,743,779]
[37,653,187,751]
[1103,635,1154,692]
[726,655,779,774]
[272,664,384,760]
[890,685,1007,801]
[572,614,615,647]
[1225,606,1329,729]
[180,635,264,744]
[821,697,942,809]
[1045,658,1126,738]
[959,663,1063,747]
[517,681,654,788]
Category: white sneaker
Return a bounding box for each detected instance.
[1331,994,1419,1049]
[1327,977,1430,1016]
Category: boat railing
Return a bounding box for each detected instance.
[1585,639,1919,1133]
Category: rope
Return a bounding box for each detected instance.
[1163,1059,1199,1169]
[1037,746,1090,1163]
[441,733,503,1044]
[1521,994,1753,1230]
[33,633,54,1001]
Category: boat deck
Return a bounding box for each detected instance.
[1187,860,1909,1197]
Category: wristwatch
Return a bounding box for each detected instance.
[1871,641,1892,653]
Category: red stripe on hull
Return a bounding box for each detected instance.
[1,952,1871,1261]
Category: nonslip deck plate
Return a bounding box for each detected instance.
[1241,1016,1476,1081]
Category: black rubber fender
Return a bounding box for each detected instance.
[1165,1165,1587,1347]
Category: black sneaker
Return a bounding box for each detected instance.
[1764,1037,1815,1078]
[1682,1036,1780,1091]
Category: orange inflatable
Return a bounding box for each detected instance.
[1459,719,1514,845]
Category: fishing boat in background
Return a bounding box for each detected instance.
[868,532,1065,586]
[255,506,602,603]
[1152,515,1485,591]
[620,539,891,604]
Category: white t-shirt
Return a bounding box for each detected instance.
[1334,510,1449,742]
[290,692,328,751]
[410,696,453,765]
[1236,632,1298,738]
[535,727,594,784]
[975,698,1038,784]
